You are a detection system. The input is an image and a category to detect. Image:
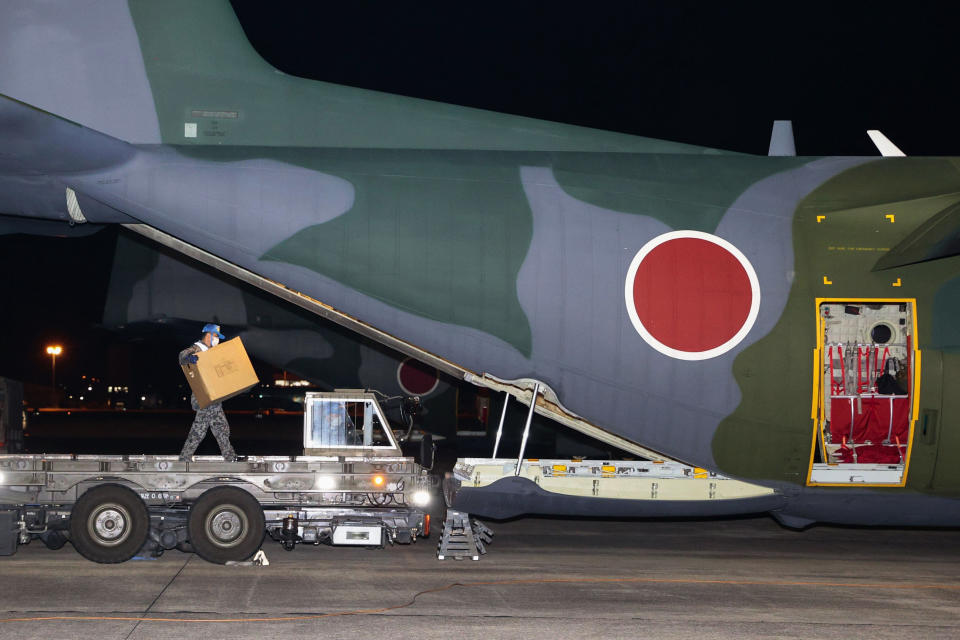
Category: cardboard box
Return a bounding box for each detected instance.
[181,337,259,409]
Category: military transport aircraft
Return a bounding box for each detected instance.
[2,0,960,528]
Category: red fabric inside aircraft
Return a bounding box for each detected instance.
[830,397,910,444]
[835,441,854,463]
[862,397,910,443]
[855,444,906,464]
[834,444,904,464]
[829,398,854,442]
[892,398,910,441]
[632,237,752,352]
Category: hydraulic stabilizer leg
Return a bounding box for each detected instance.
[437,509,493,561]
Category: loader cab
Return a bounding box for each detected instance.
[303,390,402,456]
[809,299,919,486]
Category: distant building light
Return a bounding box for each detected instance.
[140,396,146,401]
[87,386,92,391]
[79,396,84,401]
[274,379,311,387]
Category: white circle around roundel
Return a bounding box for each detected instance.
[624,230,761,361]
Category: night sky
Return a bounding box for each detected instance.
[230,1,959,155]
[2,2,959,390]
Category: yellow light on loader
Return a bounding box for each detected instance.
[372,474,385,487]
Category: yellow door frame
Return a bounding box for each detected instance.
[806,297,921,487]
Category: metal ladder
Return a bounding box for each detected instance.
[437,510,492,561]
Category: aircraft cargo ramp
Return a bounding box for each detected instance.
[121,223,674,463]
[446,458,781,520]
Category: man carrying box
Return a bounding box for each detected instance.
[178,323,237,461]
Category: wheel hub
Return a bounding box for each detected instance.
[207,507,247,548]
[89,504,130,546]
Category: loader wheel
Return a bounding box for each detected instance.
[188,487,264,564]
[69,484,149,563]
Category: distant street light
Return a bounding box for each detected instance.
[45,345,62,390]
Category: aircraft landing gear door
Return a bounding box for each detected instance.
[809,299,920,486]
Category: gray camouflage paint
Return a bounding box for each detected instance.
[514,159,868,465]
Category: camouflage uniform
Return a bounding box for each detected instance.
[179,342,236,461]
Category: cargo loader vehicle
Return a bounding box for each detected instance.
[0,391,433,563]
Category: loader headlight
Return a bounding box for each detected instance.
[315,475,336,491]
[412,490,430,506]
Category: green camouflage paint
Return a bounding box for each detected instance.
[931,277,960,351]
[714,158,960,493]
[552,154,808,232]
[261,154,535,356]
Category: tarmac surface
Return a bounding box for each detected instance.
[1,514,959,639]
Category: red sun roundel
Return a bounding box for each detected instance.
[397,358,439,395]
[624,231,760,360]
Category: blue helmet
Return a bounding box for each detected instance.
[201,323,225,340]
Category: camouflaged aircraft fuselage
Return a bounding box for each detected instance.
[2,1,960,526]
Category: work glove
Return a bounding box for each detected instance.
[186,354,199,364]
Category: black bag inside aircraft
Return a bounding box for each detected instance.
[876,373,906,395]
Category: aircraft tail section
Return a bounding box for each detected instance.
[0,1,723,153]
[0,1,163,144]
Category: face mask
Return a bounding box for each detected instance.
[211,337,219,347]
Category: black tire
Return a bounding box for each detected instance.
[69,484,149,563]
[188,487,265,564]
[40,530,67,550]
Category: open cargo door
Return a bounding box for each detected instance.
[809,298,920,486]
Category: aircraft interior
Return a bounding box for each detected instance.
[811,300,917,485]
